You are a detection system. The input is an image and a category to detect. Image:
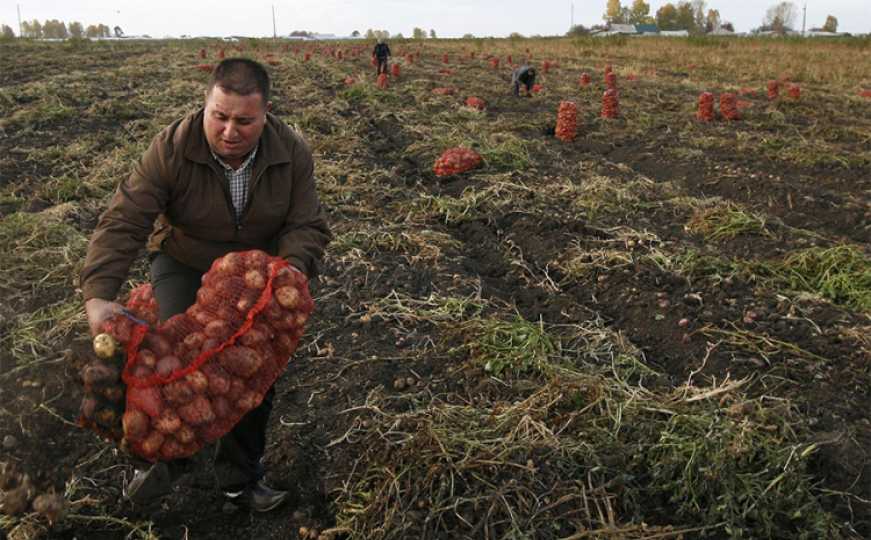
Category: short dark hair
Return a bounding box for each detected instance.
[207,58,270,104]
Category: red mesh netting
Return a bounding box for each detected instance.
[605,71,617,90]
[391,63,401,77]
[579,73,591,87]
[304,52,311,62]
[370,54,377,67]
[442,53,449,64]
[788,84,800,99]
[377,73,389,89]
[507,55,512,65]
[490,58,500,69]
[697,92,714,122]
[767,80,779,100]
[465,96,486,110]
[532,84,542,93]
[100,250,314,462]
[555,101,578,142]
[542,60,550,74]
[405,54,414,64]
[433,147,482,177]
[720,93,740,121]
[601,88,619,119]
[432,87,456,95]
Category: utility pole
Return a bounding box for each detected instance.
[17,4,22,38]
[272,5,277,39]
[571,2,574,30]
[801,2,807,36]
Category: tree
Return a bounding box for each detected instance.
[763,2,798,34]
[629,0,653,24]
[393,32,404,39]
[674,2,695,31]
[721,21,735,32]
[462,33,475,39]
[22,19,42,38]
[656,3,679,30]
[566,24,590,36]
[508,32,525,39]
[69,21,84,38]
[114,25,124,38]
[429,29,436,38]
[605,0,625,23]
[822,15,838,32]
[412,27,426,39]
[351,30,360,37]
[705,9,721,32]
[43,19,68,39]
[364,29,375,39]
[1,24,14,39]
[690,0,706,33]
[85,24,100,38]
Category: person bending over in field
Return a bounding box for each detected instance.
[373,38,391,75]
[512,65,536,97]
[80,58,332,512]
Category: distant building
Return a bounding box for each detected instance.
[659,30,689,37]
[635,24,659,35]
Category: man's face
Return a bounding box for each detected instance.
[203,85,270,166]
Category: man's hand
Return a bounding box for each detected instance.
[85,298,124,336]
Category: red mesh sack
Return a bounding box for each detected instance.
[199,48,207,59]
[605,71,617,89]
[218,49,225,59]
[442,53,449,64]
[465,96,486,111]
[391,63,400,77]
[555,101,578,142]
[507,55,512,65]
[788,84,800,99]
[720,93,740,121]
[490,58,500,69]
[601,89,619,119]
[433,147,482,177]
[432,87,456,95]
[532,84,543,93]
[377,73,389,89]
[697,92,714,122]
[101,251,314,462]
[579,73,591,87]
[405,54,414,64]
[304,52,311,62]
[542,60,550,74]
[767,80,779,100]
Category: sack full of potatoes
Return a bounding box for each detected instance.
[77,250,314,462]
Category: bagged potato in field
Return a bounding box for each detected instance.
[93,250,314,462]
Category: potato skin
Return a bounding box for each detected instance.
[218,346,263,378]
[162,380,195,405]
[202,364,230,395]
[127,386,163,417]
[123,409,150,440]
[140,430,165,457]
[274,286,300,309]
[178,395,215,426]
[154,410,182,434]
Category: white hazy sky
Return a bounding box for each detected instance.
[2,0,869,38]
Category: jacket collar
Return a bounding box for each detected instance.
[184,107,292,169]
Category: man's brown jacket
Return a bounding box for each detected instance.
[80,108,331,301]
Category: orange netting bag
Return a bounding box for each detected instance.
[465,96,486,111]
[433,147,482,177]
[555,101,578,142]
[697,92,714,122]
[100,250,314,462]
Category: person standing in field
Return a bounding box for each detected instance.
[80,57,332,512]
[511,65,537,97]
[373,38,391,75]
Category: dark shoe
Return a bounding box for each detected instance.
[224,479,288,513]
[124,463,172,504]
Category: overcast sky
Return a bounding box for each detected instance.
[3,0,869,38]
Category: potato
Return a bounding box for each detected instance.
[92,333,117,359]
[183,332,206,350]
[274,333,298,356]
[218,346,263,378]
[163,380,195,405]
[123,409,149,440]
[154,409,182,434]
[274,286,300,309]
[186,370,209,393]
[202,364,230,395]
[130,363,155,379]
[178,395,215,426]
[244,250,268,270]
[140,430,165,457]
[204,320,230,340]
[104,317,133,343]
[211,395,232,419]
[176,424,197,445]
[95,408,117,427]
[196,287,218,309]
[156,355,182,377]
[79,396,98,421]
[236,291,258,313]
[32,493,66,524]
[236,390,263,412]
[216,252,243,274]
[159,437,185,461]
[188,304,212,326]
[143,333,172,357]
[239,326,270,346]
[262,297,283,320]
[226,378,246,401]
[127,386,163,417]
[244,269,266,290]
[81,363,120,387]
[138,348,157,368]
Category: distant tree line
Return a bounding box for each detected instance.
[593,0,839,35]
[5,19,113,39]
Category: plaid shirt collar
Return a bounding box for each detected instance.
[210,144,259,172]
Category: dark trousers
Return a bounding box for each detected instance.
[150,252,275,490]
[376,57,388,75]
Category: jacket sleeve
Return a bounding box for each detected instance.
[276,136,332,279]
[80,133,173,301]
